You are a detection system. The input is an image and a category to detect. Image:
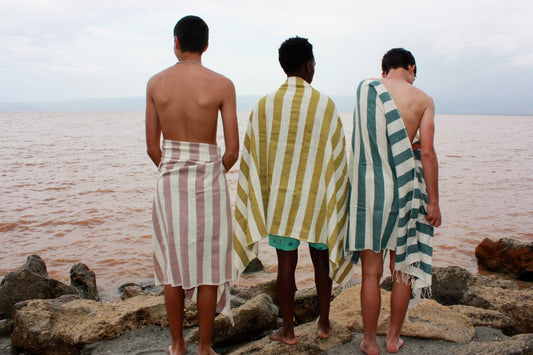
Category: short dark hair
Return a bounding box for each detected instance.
[278,37,314,74]
[381,48,417,76]
[173,15,208,54]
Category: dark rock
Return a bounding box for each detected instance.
[243,258,264,273]
[70,263,99,301]
[186,293,279,347]
[475,238,533,281]
[0,255,78,318]
[0,319,12,336]
[380,276,393,291]
[294,287,319,323]
[431,266,475,305]
[230,280,278,309]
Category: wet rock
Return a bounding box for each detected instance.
[243,257,264,273]
[228,321,352,355]
[432,265,475,305]
[330,284,475,343]
[11,294,167,354]
[475,238,533,281]
[186,293,278,346]
[119,282,164,300]
[461,285,533,335]
[0,255,78,318]
[70,263,99,301]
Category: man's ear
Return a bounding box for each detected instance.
[382,71,387,78]
[203,41,209,53]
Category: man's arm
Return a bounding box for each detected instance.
[419,97,441,227]
[219,79,239,171]
[145,78,162,167]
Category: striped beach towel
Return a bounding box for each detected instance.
[346,79,433,307]
[234,76,353,284]
[152,140,233,322]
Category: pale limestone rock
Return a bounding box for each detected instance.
[330,284,475,343]
[11,294,167,354]
[462,285,533,335]
[451,304,513,330]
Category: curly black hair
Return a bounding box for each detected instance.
[278,37,314,74]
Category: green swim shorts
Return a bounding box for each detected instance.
[268,234,328,251]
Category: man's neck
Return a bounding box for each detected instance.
[384,68,413,84]
[177,52,202,64]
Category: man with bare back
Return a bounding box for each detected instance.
[145,15,239,355]
[346,48,441,354]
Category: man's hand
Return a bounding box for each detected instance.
[425,202,441,227]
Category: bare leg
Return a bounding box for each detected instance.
[197,285,218,355]
[386,252,409,353]
[359,250,383,355]
[269,248,298,345]
[164,285,186,355]
[309,245,332,339]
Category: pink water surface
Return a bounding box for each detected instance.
[1,112,531,300]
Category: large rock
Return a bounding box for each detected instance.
[475,238,533,281]
[70,263,99,301]
[330,284,475,343]
[229,321,353,355]
[431,266,475,305]
[0,255,78,318]
[186,293,278,346]
[230,280,278,309]
[451,305,514,331]
[453,333,533,355]
[11,294,167,354]
[461,285,533,335]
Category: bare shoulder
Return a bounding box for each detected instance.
[147,66,174,89]
[205,67,235,90]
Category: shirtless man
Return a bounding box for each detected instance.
[146,15,239,355]
[347,48,441,354]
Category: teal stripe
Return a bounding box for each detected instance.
[420,261,432,274]
[354,82,367,250]
[397,169,415,187]
[389,129,407,145]
[366,86,386,248]
[395,149,413,165]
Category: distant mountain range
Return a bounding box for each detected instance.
[0,95,531,115]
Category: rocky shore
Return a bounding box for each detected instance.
[1,237,532,355]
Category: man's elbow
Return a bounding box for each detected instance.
[420,148,438,163]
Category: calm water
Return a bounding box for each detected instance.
[1,112,532,300]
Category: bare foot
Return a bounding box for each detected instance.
[317,318,331,339]
[386,336,404,353]
[168,343,185,355]
[269,327,298,345]
[360,340,379,355]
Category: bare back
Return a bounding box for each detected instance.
[147,63,233,144]
[380,78,434,143]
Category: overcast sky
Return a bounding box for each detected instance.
[1,0,532,114]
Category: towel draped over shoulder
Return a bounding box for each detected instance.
[347,79,434,307]
[233,77,353,283]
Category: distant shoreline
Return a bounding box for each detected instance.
[1,96,532,116]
